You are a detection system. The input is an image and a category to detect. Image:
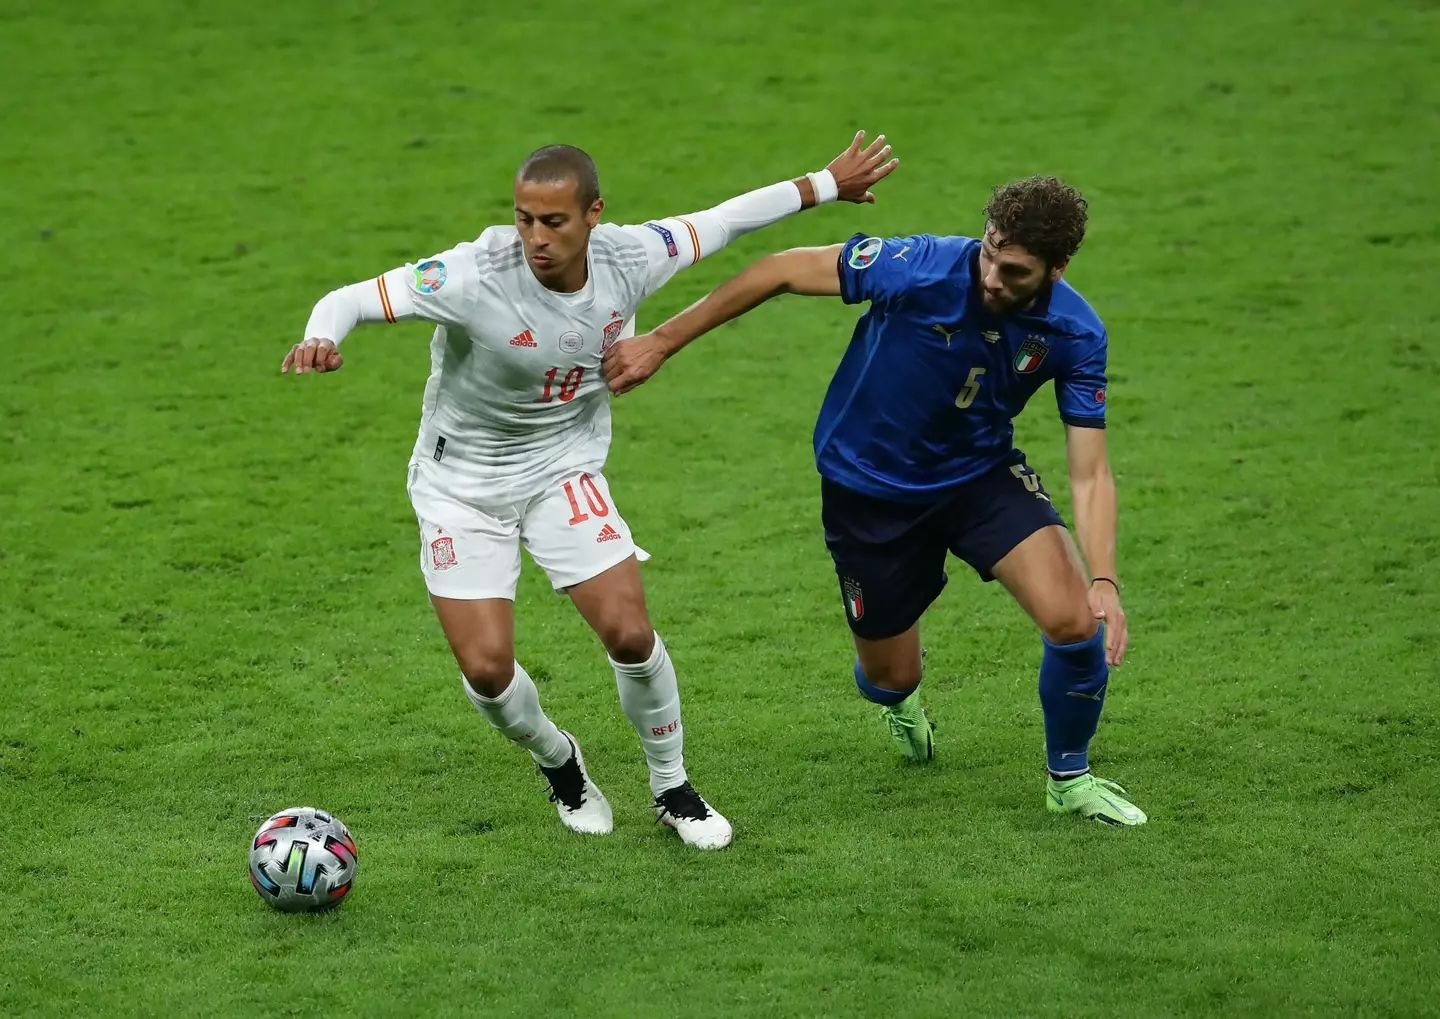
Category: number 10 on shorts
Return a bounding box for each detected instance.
[564,475,610,526]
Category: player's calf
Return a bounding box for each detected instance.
[853,653,935,764]
[460,664,572,769]
[608,632,687,790]
[1038,626,1108,779]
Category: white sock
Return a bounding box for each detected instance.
[462,662,571,768]
[610,632,687,796]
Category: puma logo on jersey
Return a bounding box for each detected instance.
[596,524,622,543]
[892,246,910,261]
[510,330,537,347]
[932,323,960,347]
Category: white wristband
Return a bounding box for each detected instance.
[806,169,839,205]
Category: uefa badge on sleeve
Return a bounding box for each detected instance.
[848,237,882,270]
[414,260,447,294]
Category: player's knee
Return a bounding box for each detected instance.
[458,653,515,698]
[1041,608,1100,646]
[602,622,656,665]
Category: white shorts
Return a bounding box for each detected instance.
[406,457,649,600]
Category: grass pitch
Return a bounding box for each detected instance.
[2,1,1438,1015]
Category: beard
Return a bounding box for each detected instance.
[981,282,1043,315]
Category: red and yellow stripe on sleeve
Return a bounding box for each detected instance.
[675,217,701,266]
[376,274,396,323]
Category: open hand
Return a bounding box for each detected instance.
[826,130,900,204]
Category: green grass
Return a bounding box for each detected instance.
[3,0,1439,1015]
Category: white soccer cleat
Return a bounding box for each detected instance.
[538,732,613,835]
[653,781,733,850]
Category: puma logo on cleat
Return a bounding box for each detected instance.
[596,524,621,543]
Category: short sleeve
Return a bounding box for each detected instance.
[386,245,478,328]
[1056,331,1108,428]
[837,233,931,306]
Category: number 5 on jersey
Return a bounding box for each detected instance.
[955,367,986,409]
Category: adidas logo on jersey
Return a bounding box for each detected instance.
[510,329,537,347]
[596,524,622,543]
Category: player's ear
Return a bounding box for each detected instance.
[1049,258,1069,282]
[586,198,604,228]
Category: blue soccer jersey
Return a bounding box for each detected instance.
[813,232,1109,503]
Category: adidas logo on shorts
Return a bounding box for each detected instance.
[596,524,621,543]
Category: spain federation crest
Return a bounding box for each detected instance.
[1014,335,1049,373]
[431,535,457,571]
[602,313,625,351]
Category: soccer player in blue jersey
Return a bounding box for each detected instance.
[603,176,1145,825]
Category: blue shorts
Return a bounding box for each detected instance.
[821,454,1066,640]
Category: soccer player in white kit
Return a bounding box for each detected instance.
[282,133,898,849]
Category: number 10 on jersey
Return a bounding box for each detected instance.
[539,366,585,403]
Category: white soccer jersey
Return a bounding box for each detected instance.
[389,223,683,500]
[302,175,810,500]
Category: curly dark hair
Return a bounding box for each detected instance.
[983,176,1088,269]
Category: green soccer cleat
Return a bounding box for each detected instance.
[880,692,935,763]
[1046,773,1147,826]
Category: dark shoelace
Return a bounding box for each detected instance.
[653,781,711,822]
[539,754,587,811]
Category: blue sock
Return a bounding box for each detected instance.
[854,661,915,707]
[1038,626,1108,776]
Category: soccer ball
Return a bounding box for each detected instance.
[248,807,358,912]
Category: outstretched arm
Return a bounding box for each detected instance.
[604,244,843,394]
[625,130,897,298]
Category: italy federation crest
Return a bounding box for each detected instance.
[842,577,865,620]
[1014,336,1049,373]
